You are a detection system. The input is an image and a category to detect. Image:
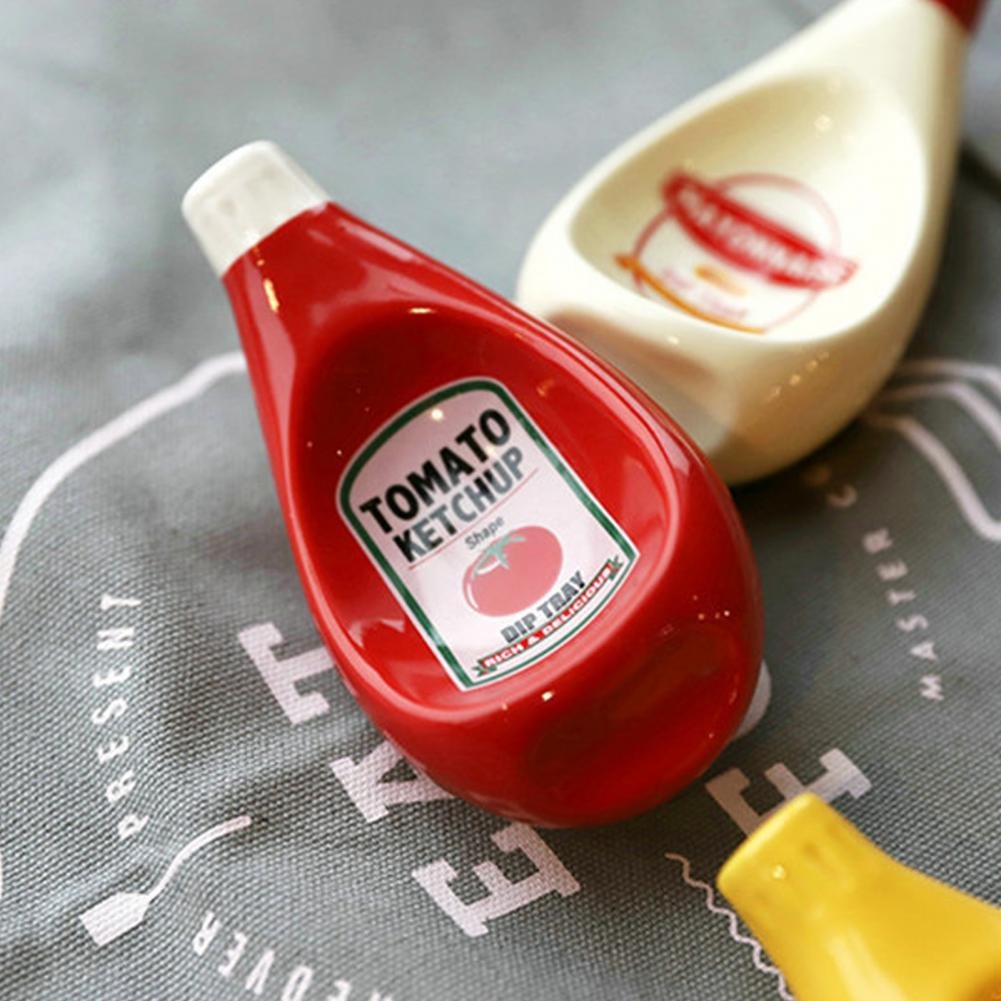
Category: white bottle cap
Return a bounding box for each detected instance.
[181,140,328,276]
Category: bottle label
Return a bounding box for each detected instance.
[615,170,856,333]
[339,378,639,690]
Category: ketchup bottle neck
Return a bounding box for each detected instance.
[183,140,329,276]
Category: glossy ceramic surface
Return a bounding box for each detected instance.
[220,198,762,826]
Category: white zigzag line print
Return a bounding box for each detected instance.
[664,851,793,1000]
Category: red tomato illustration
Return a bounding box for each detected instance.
[463,526,563,617]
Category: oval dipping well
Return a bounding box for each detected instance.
[571,75,926,342]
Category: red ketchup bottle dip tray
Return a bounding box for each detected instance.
[182,142,762,827]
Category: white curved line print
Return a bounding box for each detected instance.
[894,358,1001,393]
[664,852,793,1000]
[866,358,1001,543]
[732,661,771,741]
[0,352,247,627]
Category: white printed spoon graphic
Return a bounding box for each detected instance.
[80,814,251,947]
[517,0,984,484]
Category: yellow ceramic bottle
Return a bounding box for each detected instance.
[718,794,1001,1001]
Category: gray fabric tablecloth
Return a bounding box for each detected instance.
[2,1,999,998]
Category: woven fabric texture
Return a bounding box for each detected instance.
[1,1,999,998]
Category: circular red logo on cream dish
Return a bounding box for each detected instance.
[615,171,857,334]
